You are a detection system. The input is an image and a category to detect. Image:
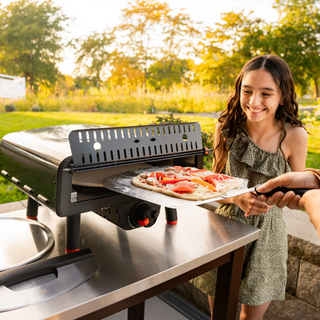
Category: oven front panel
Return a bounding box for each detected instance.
[0,143,57,210]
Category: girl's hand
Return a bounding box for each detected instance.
[233,192,273,217]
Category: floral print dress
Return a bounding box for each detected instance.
[190,125,290,306]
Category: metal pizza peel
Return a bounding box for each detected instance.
[102,166,248,209]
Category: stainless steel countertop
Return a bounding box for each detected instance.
[0,206,260,320]
[0,217,54,271]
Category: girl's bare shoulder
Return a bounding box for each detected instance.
[284,124,308,149]
[285,124,308,139]
[214,122,223,136]
[215,122,222,130]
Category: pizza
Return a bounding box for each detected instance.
[131,166,242,201]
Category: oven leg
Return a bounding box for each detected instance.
[165,207,178,225]
[26,197,39,220]
[127,301,145,320]
[65,214,81,253]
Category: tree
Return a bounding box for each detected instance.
[154,9,200,90]
[196,47,244,90]
[161,9,201,60]
[0,0,69,94]
[197,11,267,90]
[268,0,320,97]
[117,0,201,91]
[117,0,171,89]
[147,58,190,90]
[54,74,76,95]
[74,30,115,90]
[107,52,145,89]
[74,76,94,91]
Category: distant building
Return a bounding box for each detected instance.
[0,74,26,99]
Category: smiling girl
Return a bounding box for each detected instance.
[191,55,308,320]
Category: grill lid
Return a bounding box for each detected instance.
[1,124,108,167]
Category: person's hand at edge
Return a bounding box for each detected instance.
[256,172,320,210]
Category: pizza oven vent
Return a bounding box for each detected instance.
[69,123,202,170]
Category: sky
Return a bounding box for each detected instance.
[0,0,279,76]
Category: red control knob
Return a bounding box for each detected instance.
[131,202,159,228]
[137,217,150,226]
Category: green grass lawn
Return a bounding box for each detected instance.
[306,128,320,168]
[0,112,216,137]
[0,112,319,205]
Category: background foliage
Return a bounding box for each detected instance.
[0,0,69,93]
[1,0,320,98]
[1,0,320,202]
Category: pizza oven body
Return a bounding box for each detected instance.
[0,123,205,249]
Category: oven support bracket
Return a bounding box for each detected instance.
[165,208,177,225]
[66,214,81,252]
[26,197,39,220]
[25,196,81,253]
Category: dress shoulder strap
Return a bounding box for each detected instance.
[277,123,289,150]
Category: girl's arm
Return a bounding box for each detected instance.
[213,123,272,215]
[212,122,223,173]
[285,126,308,171]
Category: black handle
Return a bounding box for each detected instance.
[255,187,310,198]
[203,148,214,156]
[0,248,93,287]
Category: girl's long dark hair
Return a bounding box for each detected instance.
[214,54,304,173]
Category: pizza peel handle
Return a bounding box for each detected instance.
[255,186,310,197]
[222,186,310,199]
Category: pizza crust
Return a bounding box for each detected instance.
[132,176,224,201]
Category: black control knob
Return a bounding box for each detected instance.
[131,202,159,228]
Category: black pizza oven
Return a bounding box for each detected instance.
[0,123,206,252]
